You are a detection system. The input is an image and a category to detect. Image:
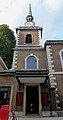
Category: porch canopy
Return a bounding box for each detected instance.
[15,69,49,84]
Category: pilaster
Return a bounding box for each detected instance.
[46,45,60,110]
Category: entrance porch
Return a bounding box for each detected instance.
[15,69,49,116]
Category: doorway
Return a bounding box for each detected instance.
[26,86,39,114]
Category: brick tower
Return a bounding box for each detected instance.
[12,4,50,115]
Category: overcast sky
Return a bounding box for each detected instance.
[0,0,63,45]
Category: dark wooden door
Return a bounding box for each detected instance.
[26,86,39,114]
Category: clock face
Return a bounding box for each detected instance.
[26,22,34,26]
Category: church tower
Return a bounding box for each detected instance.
[12,4,49,115]
[12,4,43,70]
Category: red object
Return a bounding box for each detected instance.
[0,105,9,120]
[41,92,48,105]
[16,92,23,106]
[0,110,2,120]
[1,105,9,110]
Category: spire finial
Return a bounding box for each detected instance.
[26,4,33,22]
[25,4,35,26]
[29,4,32,16]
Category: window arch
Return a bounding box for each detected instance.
[25,54,39,69]
[59,49,63,70]
[26,34,32,43]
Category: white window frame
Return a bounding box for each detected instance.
[59,49,63,70]
[25,54,39,69]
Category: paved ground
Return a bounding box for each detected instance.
[9,117,63,120]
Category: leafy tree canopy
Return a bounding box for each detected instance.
[0,24,15,69]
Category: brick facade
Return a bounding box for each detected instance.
[16,49,47,69]
[0,5,63,116]
[17,30,40,45]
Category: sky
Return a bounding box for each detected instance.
[0,0,63,45]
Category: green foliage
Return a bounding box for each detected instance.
[0,24,15,69]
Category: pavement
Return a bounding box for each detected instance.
[9,117,63,120]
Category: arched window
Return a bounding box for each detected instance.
[59,49,63,70]
[27,56,37,69]
[26,34,32,43]
[25,54,39,69]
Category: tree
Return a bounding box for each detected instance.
[0,24,15,69]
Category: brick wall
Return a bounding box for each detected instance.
[18,30,39,45]
[46,43,63,110]
[51,44,63,71]
[16,49,48,70]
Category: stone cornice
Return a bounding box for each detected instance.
[15,69,49,77]
[0,69,49,77]
[0,70,15,76]
[13,45,45,51]
[16,26,43,31]
[45,40,63,45]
